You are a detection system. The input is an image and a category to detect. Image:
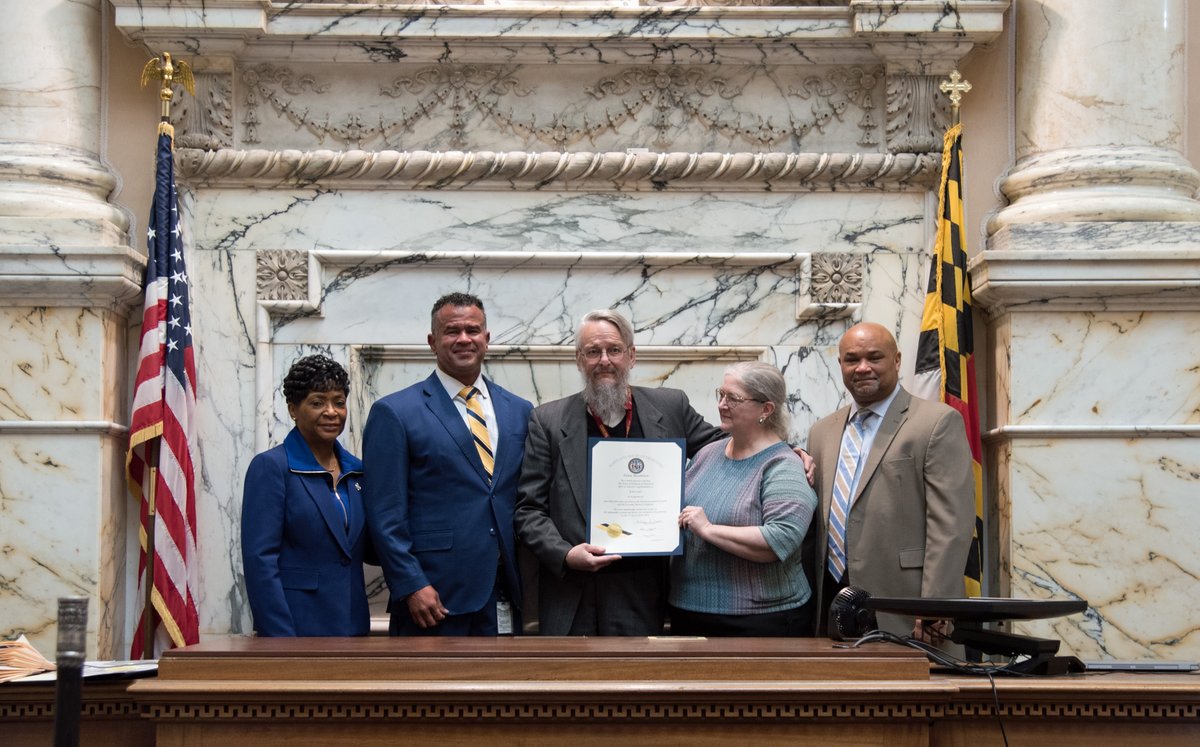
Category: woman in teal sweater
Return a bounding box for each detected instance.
[670,361,818,636]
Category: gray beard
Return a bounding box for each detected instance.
[584,375,629,426]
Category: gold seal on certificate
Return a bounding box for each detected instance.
[587,438,686,556]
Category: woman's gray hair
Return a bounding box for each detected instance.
[726,361,790,440]
[575,309,635,353]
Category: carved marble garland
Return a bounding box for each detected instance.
[234,62,885,152]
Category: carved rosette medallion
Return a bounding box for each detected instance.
[810,252,863,304]
[257,250,309,302]
[797,252,864,320]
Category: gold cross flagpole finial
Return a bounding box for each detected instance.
[140,52,195,139]
[939,70,972,126]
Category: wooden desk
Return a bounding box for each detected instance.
[934,672,1200,747]
[0,679,154,747]
[6,639,1194,745]
[127,637,1199,746]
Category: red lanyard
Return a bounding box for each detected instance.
[588,392,633,438]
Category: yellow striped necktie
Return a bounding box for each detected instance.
[459,385,494,481]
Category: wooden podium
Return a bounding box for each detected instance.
[125,636,1198,746]
[5,637,1197,745]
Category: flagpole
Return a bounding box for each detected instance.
[140,451,157,656]
[134,52,194,657]
[914,70,985,600]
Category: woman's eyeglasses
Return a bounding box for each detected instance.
[715,389,765,406]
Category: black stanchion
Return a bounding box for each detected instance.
[53,596,87,747]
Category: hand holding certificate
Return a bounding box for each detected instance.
[587,438,686,556]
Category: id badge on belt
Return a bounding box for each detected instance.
[496,599,513,635]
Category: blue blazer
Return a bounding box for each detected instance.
[242,428,370,636]
[362,372,532,622]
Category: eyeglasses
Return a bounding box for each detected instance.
[581,345,628,362]
[715,389,765,406]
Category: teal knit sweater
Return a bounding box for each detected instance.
[669,440,817,615]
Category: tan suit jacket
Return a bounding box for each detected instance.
[807,387,974,635]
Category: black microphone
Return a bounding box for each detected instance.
[828,586,878,641]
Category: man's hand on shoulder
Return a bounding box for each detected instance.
[406,584,448,628]
[792,447,816,485]
[565,543,622,572]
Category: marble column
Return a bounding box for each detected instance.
[0,0,143,658]
[991,0,1200,227]
[974,0,1200,658]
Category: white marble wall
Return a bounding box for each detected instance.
[100,0,1010,638]
[188,183,931,629]
[986,310,1200,658]
[98,0,1070,647]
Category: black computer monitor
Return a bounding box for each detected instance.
[865,596,1087,623]
[829,587,1089,675]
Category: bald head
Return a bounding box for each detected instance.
[838,323,901,406]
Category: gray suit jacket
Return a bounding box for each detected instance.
[807,387,975,635]
[514,386,722,635]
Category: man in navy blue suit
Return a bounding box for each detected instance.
[364,292,533,635]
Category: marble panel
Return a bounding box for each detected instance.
[270,255,804,347]
[183,237,260,637]
[0,308,124,422]
[0,433,125,658]
[97,435,131,660]
[188,188,927,257]
[1007,438,1200,659]
[1001,311,1200,427]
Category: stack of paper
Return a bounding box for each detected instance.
[0,635,55,683]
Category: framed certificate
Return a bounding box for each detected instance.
[587,438,686,556]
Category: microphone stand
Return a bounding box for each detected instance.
[53,596,88,747]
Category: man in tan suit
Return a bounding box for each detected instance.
[807,322,974,638]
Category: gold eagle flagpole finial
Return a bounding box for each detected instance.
[939,70,972,126]
[140,52,195,140]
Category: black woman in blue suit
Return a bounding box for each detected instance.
[242,355,371,636]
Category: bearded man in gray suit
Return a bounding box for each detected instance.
[808,322,975,639]
[514,309,725,636]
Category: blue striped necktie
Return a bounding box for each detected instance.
[827,409,871,583]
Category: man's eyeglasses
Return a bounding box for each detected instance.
[715,389,765,406]
[581,345,628,362]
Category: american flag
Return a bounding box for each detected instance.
[126,131,200,657]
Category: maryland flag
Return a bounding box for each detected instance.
[912,122,984,597]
